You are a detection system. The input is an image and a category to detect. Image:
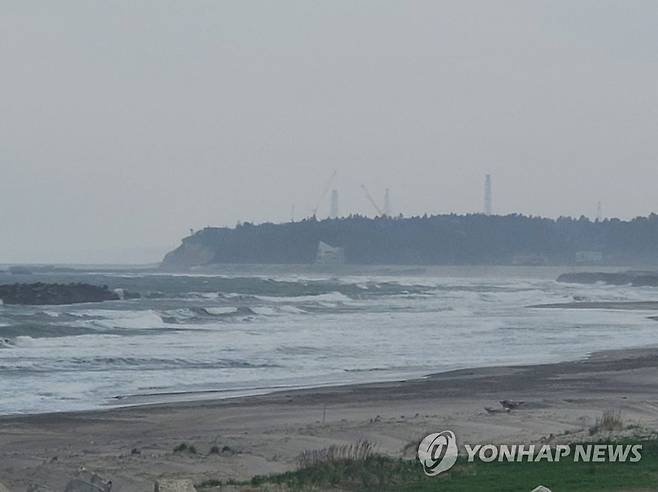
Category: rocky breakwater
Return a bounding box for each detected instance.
[0,282,139,305]
[557,271,658,287]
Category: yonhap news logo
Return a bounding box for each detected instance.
[417,431,459,476]
[418,430,642,477]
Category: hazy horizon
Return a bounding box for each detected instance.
[2,1,657,263]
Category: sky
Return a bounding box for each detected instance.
[1,1,657,263]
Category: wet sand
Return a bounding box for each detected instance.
[2,347,658,490]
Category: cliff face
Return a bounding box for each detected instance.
[160,214,658,268]
[162,236,218,268]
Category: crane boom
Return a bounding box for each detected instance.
[360,184,384,216]
[312,170,337,217]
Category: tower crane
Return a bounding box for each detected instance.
[360,184,385,217]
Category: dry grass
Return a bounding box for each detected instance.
[296,440,375,468]
[590,409,624,435]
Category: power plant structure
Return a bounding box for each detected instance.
[330,189,339,219]
[484,174,492,215]
[384,188,391,217]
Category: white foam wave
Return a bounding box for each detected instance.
[278,305,306,314]
[87,310,167,329]
[250,306,277,315]
[13,336,36,347]
[255,292,352,303]
[204,307,239,315]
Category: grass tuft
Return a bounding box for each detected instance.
[173,442,197,454]
[297,439,374,468]
[590,409,625,435]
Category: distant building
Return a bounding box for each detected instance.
[511,254,548,266]
[316,241,345,264]
[575,251,604,264]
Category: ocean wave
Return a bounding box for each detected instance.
[278,305,306,314]
[42,356,278,371]
[203,307,239,315]
[88,310,167,330]
[276,345,325,355]
[13,335,36,347]
[0,338,14,348]
[255,291,353,303]
[0,323,101,339]
[250,306,277,316]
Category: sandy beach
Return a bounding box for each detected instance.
[2,346,658,490]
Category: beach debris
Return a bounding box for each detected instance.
[63,468,112,492]
[500,399,525,410]
[221,445,237,455]
[484,406,510,414]
[0,482,10,492]
[485,400,526,413]
[153,479,197,492]
[531,486,552,492]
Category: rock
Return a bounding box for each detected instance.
[63,470,112,492]
[484,406,509,414]
[153,479,197,492]
[557,271,658,287]
[500,399,525,410]
[0,283,122,305]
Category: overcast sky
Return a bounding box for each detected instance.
[1,1,657,263]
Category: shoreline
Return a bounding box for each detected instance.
[0,342,653,420]
[0,347,594,418]
[2,346,658,490]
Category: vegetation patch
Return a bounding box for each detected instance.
[198,439,658,491]
[173,442,197,454]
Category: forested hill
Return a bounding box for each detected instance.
[161,214,658,268]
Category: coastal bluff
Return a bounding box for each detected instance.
[162,214,658,268]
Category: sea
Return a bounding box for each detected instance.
[0,266,656,415]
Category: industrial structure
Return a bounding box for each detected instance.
[384,188,391,216]
[330,189,339,218]
[484,174,492,215]
[315,241,345,264]
[312,170,337,217]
